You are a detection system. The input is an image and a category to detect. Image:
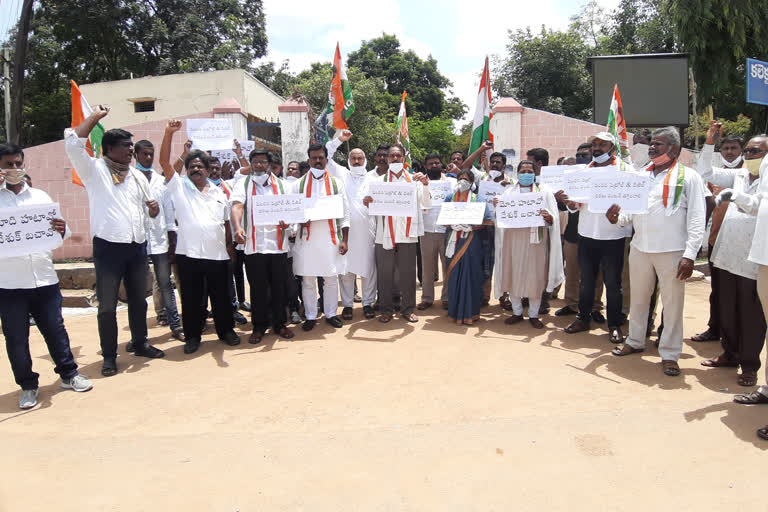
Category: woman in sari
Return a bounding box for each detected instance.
[445,169,494,325]
[493,160,564,329]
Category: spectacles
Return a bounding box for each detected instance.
[744,148,766,155]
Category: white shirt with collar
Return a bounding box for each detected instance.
[423,176,457,234]
[0,182,71,289]
[138,169,171,255]
[230,173,288,255]
[618,162,706,260]
[368,170,431,246]
[63,129,149,244]
[165,172,229,260]
[573,159,634,240]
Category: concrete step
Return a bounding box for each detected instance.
[61,289,98,308]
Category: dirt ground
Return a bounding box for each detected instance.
[1,278,766,511]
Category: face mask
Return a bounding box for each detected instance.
[592,152,611,164]
[575,155,591,165]
[723,155,743,168]
[1,169,26,185]
[489,170,502,180]
[650,153,673,167]
[349,165,367,175]
[518,173,535,187]
[209,178,221,186]
[310,168,325,179]
[427,169,442,180]
[252,173,269,185]
[135,162,153,172]
[389,163,404,174]
[284,176,298,183]
[457,179,471,192]
[745,158,762,176]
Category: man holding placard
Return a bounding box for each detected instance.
[0,144,93,409]
[562,132,633,344]
[291,143,350,332]
[608,127,706,377]
[364,144,431,323]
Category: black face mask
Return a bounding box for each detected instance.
[427,169,442,180]
[575,155,591,165]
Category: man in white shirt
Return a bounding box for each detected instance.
[696,123,767,386]
[65,105,165,377]
[363,144,431,323]
[132,140,183,343]
[607,127,706,376]
[0,144,93,408]
[291,143,351,332]
[159,120,241,354]
[562,132,632,344]
[230,148,295,344]
[325,130,377,320]
[368,144,390,179]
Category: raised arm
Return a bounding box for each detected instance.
[160,120,183,182]
[64,105,111,183]
[173,139,192,174]
[74,105,109,139]
[325,129,351,180]
[461,140,493,170]
[696,121,737,188]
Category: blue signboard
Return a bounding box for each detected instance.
[747,58,768,106]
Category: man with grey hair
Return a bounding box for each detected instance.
[607,126,706,377]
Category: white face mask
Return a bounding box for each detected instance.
[284,176,298,183]
[349,164,367,175]
[592,152,611,164]
[457,179,471,192]
[310,168,326,179]
[489,170,502,180]
[1,169,26,185]
[252,173,269,185]
[388,163,404,174]
[723,155,743,168]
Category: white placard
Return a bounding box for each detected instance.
[477,180,507,213]
[187,118,234,151]
[436,202,486,225]
[563,166,616,202]
[367,182,417,217]
[536,165,580,190]
[210,140,255,162]
[303,194,344,221]
[248,194,306,225]
[587,172,650,214]
[427,180,453,207]
[0,203,63,257]
[495,192,546,229]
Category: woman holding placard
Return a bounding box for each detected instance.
[444,169,493,325]
[493,161,564,329]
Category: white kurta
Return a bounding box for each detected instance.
[731,154,768,266]
[291,171,350,277]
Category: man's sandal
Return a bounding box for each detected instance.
[738,371,758,387]
[611,344,644,357]
[757,426,768,440]
[564,319,590,334]
[700,354,739,368]
[248,331,265,344]
[733,391,768,405]
[691,329,720,342]
[662,360,681,376]
[379,314,392,323]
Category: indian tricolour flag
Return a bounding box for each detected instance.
[395,90,412,171]
[468,56,494,167]
[315,43,355,143]
[606,84,632,164]
[71,80,104,186]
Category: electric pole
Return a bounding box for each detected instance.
[2,47,9,142]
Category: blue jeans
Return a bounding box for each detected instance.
[150,253,181,330]
[93,237,148,359]
[0,284,78,390]
[577,236,625,327]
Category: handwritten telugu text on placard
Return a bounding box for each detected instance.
[536,165,581,191]
[0,203,63,257]
[248,194,305,225]
[210,140,255,163]
[495,192,546,229]
[187,118,234,151]
[367,182,417,217]
[477,180,507,213]
[563,166,616,202]
[427,180,454,207]
[303,195,344,221]
[587,172,650,213]
[436,202,486,225]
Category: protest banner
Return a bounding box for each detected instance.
[367,182,417,217]
[247,194,306,225]
[477,180,506,213]
[427,180,453,207]
[186,118,234,151]
[303,195,344,221]
[536,165,582,191]
[495,192,546,229]
[436,202,486,226]
[587,171,650,213]
[210,140,255,163]
[0,203,63,257]
[563,166,616,202]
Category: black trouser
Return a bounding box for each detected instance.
[176,255,234,340]
[577,236,625,327]
[706,244,722,334]
[286,257,302,311]
[718,268,767,372]
[92,236,148,359]
[0,284,78,390]
[245,253,289,332]
[233,248,247,304]
[375,243,417,315]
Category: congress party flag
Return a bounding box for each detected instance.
[468,56,494,167]
[395,90,412,171]
[314,43,355,144]
[70,80,104,187]
[606,84,632,164]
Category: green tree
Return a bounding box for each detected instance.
[249,60,295,98]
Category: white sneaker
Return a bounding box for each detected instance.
[60,374,93,392]
[19,389,38,409]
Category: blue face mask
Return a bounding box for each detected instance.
[209,178,221,186]
[135,162,153,172]
[518,173,535,187]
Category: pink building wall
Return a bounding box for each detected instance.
[22,113,213,260]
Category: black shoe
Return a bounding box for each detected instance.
[101,357,117,377]
[555,305,578,317]
[591,310,606,324]
[302,319,317,331]
[125,341,135,353]
[363,305,375,319]
[239,301,252,312]
[233,311,248,325]
[171,327,185,341]
[342,306,353,320]
[133,343,165,359]
[220,331,241,346]
[184,338,201,354]
[326,316,343,328]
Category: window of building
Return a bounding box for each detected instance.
[134,100,155,113]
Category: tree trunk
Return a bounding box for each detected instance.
[9,0,34,144]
